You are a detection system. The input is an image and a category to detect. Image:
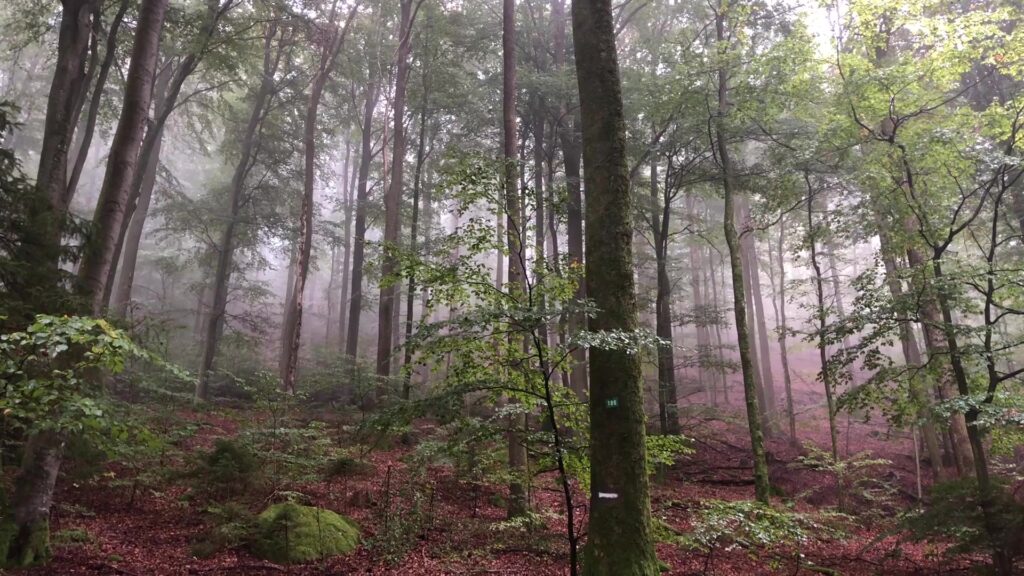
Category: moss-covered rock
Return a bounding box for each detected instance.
[251,503,358,564]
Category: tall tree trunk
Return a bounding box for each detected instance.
[337,139,355,351]
[740,199,777,424]
[377,0,415,380]
[877,224,944,478]
[709,244,729,404]
[110,63,172,317]
[553,0,587,398]
[401,66,431,400]
[14,0,98,317]
[76,0,169,315]
[651,161,679,435]
[805,174,839,460]
[687,195,711,404]
[906,240,974,476]
[739,217,769,429]
[66,0,129,204]
[503,0,529,521]
[38,0,97,218]
[345,80,380,359]
[195,21,283,403]
[714,4,770,504]
[767,220,797,444]
[281,4,358,393]
[572,1,658,573]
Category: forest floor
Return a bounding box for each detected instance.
[8,403,987,576]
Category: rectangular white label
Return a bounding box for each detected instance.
[597,492,619,499]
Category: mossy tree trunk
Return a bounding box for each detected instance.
[572,1,658,574]
[6,430,64,566]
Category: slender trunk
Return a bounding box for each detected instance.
[709,244,728,404]
[345,81,380,359]
[66,0,129,204]
[338,140,355,352]
[740,199,777,423]
[110,63,172,317]
[401,55,432,400]
[553,0,587,398]
[651,161,678,435]
[714,5,770,504]
[877,224,944,478]
[769,220,797,444]
[573,1,658,573]
[687,195,710,404]
[281,4,357,394]
[503,0,529,521]
[377,0,415,380]
[739,217,769,429]
[805,174,839,460]
[76,0,169,315]
[195,22,283,403]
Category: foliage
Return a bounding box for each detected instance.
[904,478,1024,563]
[191,503,257,559]
[791,444,896,516]
[682,500,842,555]
[193,438,262,495]
[0,315,184,450]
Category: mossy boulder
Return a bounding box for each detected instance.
[251,503,359,564]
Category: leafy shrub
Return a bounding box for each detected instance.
[791,444,895,515]
[682,500,842,555]
[194,438,262,494]
[191,503,256,559]
[325,455,371,479]
[51,528,93,548]
[904,478,1024,564]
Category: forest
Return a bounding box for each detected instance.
[0,0,1023,574]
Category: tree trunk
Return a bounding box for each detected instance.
[76,0,169,315]
[15,0,98,316]
[503,0,530,521]
[110,63,171,317]
[714,4,770,504]
[768,220,797,444]
[345,81,380,360]
[708,244,729,404]
[377,0,415,380]
[6,430,64,566]
[651,161,679,436]
[740,199,777,424]
[66,0,129,205]
[572,1,658,573]
[805,175,839,460]
[877,224,944,478]
[687,195,711,404]
[338,139,357,353]
[38,0,97,218]
[553,0,587,399]
[906,241,974,476]
[195,21,283,403]
[281,4,357,394]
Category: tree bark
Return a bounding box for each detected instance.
[76,0,169,315]
[337,140,355,351]
[714,4,770,504]
[110,62,171,317]
[6,430,64,566]
[503,0,530,521]
[572,1,658,573]
[195,21,284,403]
[376,0,415,380]
[66,0,129,205]
[651,161,679,435]
[768,220,797,444]
[281,4,358,393]
[344,80,380,360]
[740,199,777,424]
